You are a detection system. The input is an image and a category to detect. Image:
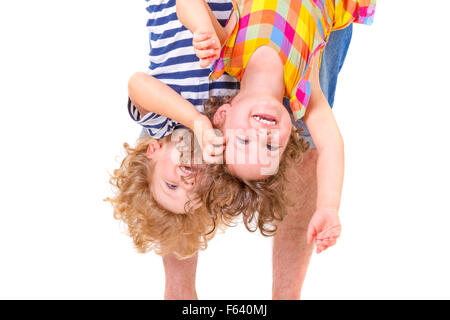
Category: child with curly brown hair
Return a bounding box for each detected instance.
[176,0,376,251]
[123,1,314,241]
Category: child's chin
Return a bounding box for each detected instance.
[226,162,279,181]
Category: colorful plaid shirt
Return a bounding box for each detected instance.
[211,0,376,121]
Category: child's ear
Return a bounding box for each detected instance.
[146,140,162,159]
[213,103,231,127]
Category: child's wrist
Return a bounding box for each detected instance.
[315,205,339,216]
[193,24,217,38]
[188,112,208,131]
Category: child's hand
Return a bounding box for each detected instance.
[193,115,226,164]
[193,29,221,68]
[307,208,341,254]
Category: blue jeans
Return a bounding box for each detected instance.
[291,24,353,148]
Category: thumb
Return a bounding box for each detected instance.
[306,221,316,244]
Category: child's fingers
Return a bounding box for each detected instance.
[206,143,224,157]
[193,32,211,42]
[317,238,337,247]
[315,236,338,250]
[204,142,225,157]
[203,152,223,164]
[306,224,316,244]
[207,135,226,155]
[316,228,341,241]
[203,144,218,158]
[195,48,218,59]
[202,143,225,164]
[205,129,225,144]
[316,242,328,254]
[316,242,324,254]
[194,38,218,50]
[212,145,225,158]
[199,58,214,68]
[316,230,339,240]
[208,134,226,146]
[316,239,337,254]
[317,235,339,242]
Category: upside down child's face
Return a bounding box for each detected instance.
[213,94,292,180]
[146,136,201,214]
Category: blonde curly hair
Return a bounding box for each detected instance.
[105,134,219,259]
[197,95,310,236]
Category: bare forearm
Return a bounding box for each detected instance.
[304,100,344,212]
[176,0,227,42]
[306,52,345,212]
[176,0,215,34]
[201,0,228,43]
[128,72,202,130]
[315,135,344,212]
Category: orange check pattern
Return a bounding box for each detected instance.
[211,0,376,121]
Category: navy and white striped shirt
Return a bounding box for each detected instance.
[128,0,239,139]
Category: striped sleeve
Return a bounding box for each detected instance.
[127,98,183,139]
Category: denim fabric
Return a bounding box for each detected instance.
[291,24,353,149]
[319,24,353,108]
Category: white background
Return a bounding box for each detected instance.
[1,0,449,299]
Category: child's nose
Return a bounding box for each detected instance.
[181,177,195,190]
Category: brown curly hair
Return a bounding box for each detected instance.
[105,134,219,259]
[197,95,310,236]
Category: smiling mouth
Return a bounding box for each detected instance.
[179,165,197,175]
[252,114,278,126]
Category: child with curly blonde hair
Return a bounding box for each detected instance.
[176,0,376,252]
[107,132,217,259]
[106,0,240,260]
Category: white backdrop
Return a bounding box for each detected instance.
[1,1,449,299]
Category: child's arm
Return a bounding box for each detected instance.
[128,72,225,163]
[176,0,228,67]
[176,0,228,43]
[303,54,344,254]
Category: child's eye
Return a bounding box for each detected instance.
[237,136,249,145]
[266,144,280,151]
[166,182,178,190]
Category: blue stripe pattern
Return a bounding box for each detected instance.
[150,26,187,41]
[149,54,198,69]
[130,1,239,139]
[153,69,211,80]
[146,12,179,27]
[149,38,193,56]
[146,0,176,13]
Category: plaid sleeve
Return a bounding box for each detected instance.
[127,98,179,139]
[332,0,377,31]
[211,0,241,81]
